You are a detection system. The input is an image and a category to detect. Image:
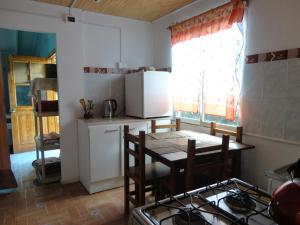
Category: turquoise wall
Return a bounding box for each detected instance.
[17,31,56,57]
[35,33,57,57]
[0,28,56,113]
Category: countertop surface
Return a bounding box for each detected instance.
[78,116,171,126]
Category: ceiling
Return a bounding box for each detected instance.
[35,0,195,22]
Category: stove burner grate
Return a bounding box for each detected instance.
[142,179,274,225]
[224,189,256,213]
[172,204,210,225]
[155,193,245,225]
[201,179,274,223]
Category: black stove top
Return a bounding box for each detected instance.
[131,179,276,225]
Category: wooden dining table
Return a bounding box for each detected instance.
[144,130,255,194]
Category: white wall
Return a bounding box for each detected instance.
[0,0,154,183]
[82,11,154,68]
[246,0,300,55]
[81,11,154,117]
[152,0,300,190]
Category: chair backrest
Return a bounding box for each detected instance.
[151,118,181,133]
[185,134,230,191]
[124,125,146,206]
[210,122,243,143]
[124,125,145,176]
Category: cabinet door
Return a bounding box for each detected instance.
[120,122,149,176]
[89,124,121,182]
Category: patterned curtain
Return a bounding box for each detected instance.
[202,24,243,121]
[170,0,244,46]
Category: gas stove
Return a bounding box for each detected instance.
[130,179,276,225]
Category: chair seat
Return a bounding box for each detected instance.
[128,162,170,184]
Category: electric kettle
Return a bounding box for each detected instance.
[269,159,300,225]
[103,99,117,118]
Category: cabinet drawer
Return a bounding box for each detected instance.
[89,125,121,182]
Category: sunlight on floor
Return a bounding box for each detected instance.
[10,150,60,189]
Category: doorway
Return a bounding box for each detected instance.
[0,28,60,189]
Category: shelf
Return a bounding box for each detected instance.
[34,111,59,117]
[16,82,30,86]
[35,136,60,151]
[34,166,61,184]
[32,157,61,184]
[32,82,60,184]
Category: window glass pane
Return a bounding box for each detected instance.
[31,63,46,80]
[175,111,201,121]
[13,62,29,83]
[16,85,31,106]
[203,114,239,126]
[171,23,243,126]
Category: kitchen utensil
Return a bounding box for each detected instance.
[79,98,94,119]
[103,99,117,118]
[269,159,300,225]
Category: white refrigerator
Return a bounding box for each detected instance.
[125,70,172,118]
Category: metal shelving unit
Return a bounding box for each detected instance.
[33,88,60,184]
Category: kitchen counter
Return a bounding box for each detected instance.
[78,116,171,126]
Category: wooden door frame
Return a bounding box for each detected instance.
[0,51,10,170]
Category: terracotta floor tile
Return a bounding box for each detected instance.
[1,151,146,225]
[15,216,27,225]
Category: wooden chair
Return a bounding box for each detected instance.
[151,118,181,133]
[185,134,230,192]
[210,122,243,178]
[210,122,243,143]
[124,125,170,214]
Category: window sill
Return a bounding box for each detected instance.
[178,117,237,131]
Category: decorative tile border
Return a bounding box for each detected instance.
[246,48,300,64]
[83,66,172,74]
[84,67,113,74]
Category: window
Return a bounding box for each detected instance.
[172,23,244,126]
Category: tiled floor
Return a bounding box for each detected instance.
[1,150,129,225]
[0,182,127,225]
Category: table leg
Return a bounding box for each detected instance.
[232,151,241,178]
[169,166,178,196]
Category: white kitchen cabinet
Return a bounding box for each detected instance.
[89,125,121,182]
[78,118,149,194]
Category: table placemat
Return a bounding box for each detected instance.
[148,131,189,140]
[146,139,177,149]
[149,146,182,155]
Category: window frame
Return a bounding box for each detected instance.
[177,115,239,131]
